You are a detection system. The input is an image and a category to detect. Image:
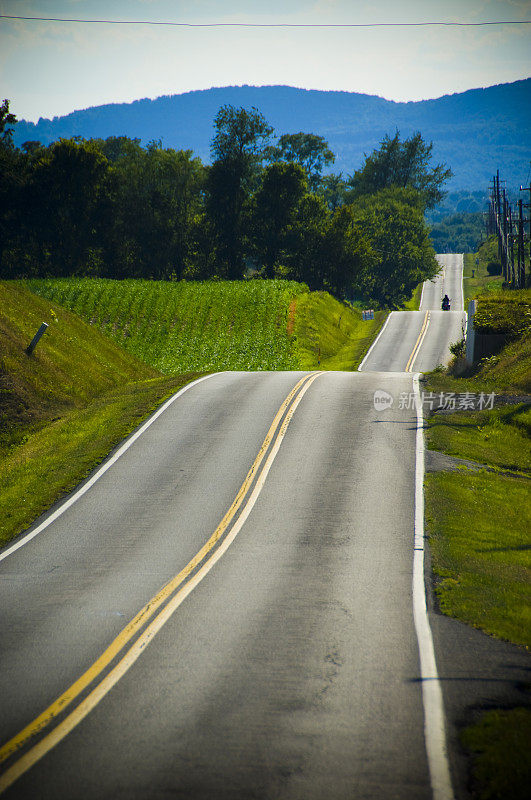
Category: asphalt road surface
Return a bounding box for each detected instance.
[359,254,466,373]
[1,255,529,799]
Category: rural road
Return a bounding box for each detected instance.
[359,254,466,373]
[1,254,529,799]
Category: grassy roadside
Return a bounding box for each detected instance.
[425,378,530,646]
[423,259,531,798]
[0,281,204,547]
[460,709,531,800]
[402,280,423,310]
[425,469,530,647]
[425,399,531,799]
[0,373,202,547]
[293,291,387,370]
[463,241,503,309]
[0,281,160,455]
[427,403,530,474]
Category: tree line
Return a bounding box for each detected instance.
[1,100,451,306]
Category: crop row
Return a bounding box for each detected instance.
[25,278,308,373]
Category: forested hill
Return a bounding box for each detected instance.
[13,79,530,190]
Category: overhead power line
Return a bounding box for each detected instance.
[1,15,530,27]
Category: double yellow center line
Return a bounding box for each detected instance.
[0,371,323,794]
[405,311,430,372]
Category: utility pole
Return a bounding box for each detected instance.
[508,203,516,286]
[488,176,496,236]
[496,171,504,271]
[520,183,530,285]
[488,170,528,290]
[517,199,525,288]
[502,189,509,283]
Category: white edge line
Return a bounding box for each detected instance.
[358,312,393,371]
[419,280,426,310]
[0,373,221,564]
[460,253,464,312]
[412,373,454,800]
[461,254,468,334]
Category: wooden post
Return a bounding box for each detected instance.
[26,322,48,355]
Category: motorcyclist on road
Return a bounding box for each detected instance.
[442,294,450,310]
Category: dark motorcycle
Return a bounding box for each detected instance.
[441,296,451,311]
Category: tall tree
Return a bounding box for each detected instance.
[351,186,439,306]
[265,132,335,191]
[0,99,17,148]
[348,131,452,209]
[280,194,330,288]
[207,105,273,278]
[24,139,109,275]
[107,141,205,279]
[250,162,307,278]
[318,172,348,211]
[0,100,22,273]
[281,198,375,297]
[210,105,273,166]
[319,205,376,298]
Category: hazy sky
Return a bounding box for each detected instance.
[1,0,530,121]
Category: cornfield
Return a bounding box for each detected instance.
[25,278,308,373]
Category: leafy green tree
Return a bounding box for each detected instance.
[277,196,374,297]
[0,100,23,273]
[264,132,335,191]
[279,194,329,287]
[318,205,376,297]
[207,105,273,278]
[318,172,349,211]
[21,138,108,275]
[348,130,452,209]
[0,99,16,147]
[94,135,143,163]
[211,105,273,165]
[351,187,439,306]
[250,162,308,277]
[106,142,205,279]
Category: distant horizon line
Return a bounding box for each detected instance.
[15,77,531,125]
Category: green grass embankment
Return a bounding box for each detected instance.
[423,273,531,799]
[429,287,531,395]
[426,392,530,648]
[460,709,531,800]
[463,236,504,309]
[293,292,387,370]
[402,281,423,310]
[425,461,530,649]
[1,281,159,454]
[0,281,202,546]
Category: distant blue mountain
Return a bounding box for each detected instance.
[13,80,531,190]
